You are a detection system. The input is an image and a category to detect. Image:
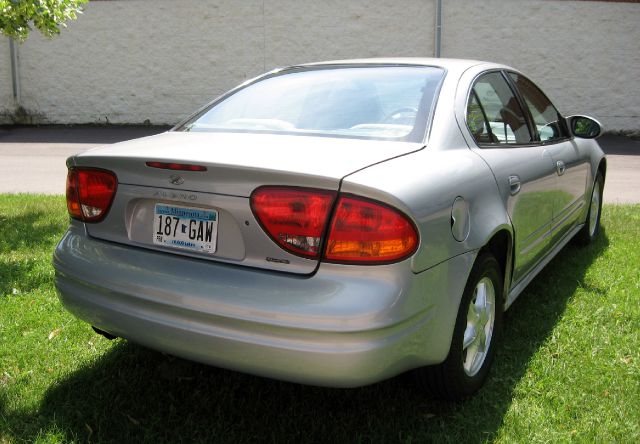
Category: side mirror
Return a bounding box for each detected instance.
[567,115,603,139]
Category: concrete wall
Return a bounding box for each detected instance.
[0,0,435,125]
[0,0,638,131]
[443,0,640,132]
[0,41,14,118]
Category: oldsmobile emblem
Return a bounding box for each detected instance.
[169,174,184,185]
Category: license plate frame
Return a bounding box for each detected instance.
[152,204,218,254]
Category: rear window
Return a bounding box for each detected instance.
[179,66,445,142]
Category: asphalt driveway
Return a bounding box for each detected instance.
[0,126,638,203]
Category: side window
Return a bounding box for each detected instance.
[467,92,496,144]
[509,73,566,142]
[467,72,532,145]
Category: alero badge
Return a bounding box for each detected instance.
[169,174,185,186]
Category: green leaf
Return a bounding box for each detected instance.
[0,0,89,41]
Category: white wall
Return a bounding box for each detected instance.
[8,1,267,124]
[263,0,435,67]
[443,0,640,132]
[0,0,434,125]
[0,41,14,117]
[0,0,638,131]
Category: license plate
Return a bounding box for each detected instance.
[153,204,218,254]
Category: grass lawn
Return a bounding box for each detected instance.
[0,194,638,443]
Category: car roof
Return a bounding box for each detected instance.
[295,57,506,71]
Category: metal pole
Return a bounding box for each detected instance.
[9,39,21,104]
[434,0,442,58]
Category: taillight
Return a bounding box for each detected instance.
[66,168,118,223]
[325,195,418,263]
[251,187,336,258]
[250,186,418,264]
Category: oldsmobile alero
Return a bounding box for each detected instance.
[53,58,606,399]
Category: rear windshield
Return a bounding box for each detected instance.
[179,66,445,142]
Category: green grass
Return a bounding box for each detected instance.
[1,194,638,443]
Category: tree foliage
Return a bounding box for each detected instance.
[0,0,89,41]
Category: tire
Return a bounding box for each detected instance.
[414,252,503,400]
[575,172,604,246]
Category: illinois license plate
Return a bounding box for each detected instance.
[153,204,218,254]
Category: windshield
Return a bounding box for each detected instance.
[179,66,445,142]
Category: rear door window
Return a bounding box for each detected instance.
[467,72,532,145]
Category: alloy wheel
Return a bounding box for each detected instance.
[462,277,496,376]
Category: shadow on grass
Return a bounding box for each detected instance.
[0,208,66,295]
[0,208,64,254]
[2,229,609,443]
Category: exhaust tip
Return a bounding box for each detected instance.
[92,326,118,340]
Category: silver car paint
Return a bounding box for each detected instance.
[548,138,593,242]
[54,58,605,386]
[54,221,476,387]
[73,131,426,197]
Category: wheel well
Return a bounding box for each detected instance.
[597,158,607,182]
[480,230,511,286]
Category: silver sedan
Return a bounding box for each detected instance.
[53,58,605,400]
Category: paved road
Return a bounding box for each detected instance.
[0,126,168,195]
[0,126,638,202]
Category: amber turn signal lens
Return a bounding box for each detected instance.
[324,195,418,263]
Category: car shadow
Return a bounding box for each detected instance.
[2,228,609,443]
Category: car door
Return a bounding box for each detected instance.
[466,71,558,285]
[507,72,591,245]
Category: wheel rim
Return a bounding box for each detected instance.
[462,277,496,377]
[589,181,601,237]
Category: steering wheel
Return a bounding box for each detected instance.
[383,107,419,124]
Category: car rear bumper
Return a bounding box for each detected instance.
[53,225,475,387]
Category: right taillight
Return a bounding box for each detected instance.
[66,168,118,223]
[324,195,418,264]
[251,186,418,264]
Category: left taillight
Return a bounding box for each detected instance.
[66,168,118,223]
[250,187,336,258]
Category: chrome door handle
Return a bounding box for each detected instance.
[556,160,566,176]
[508,175,521,195]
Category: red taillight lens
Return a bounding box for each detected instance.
[251,186,419,264]
[66,168,118,223]
[324,195,418,263]
[251,187,336,258]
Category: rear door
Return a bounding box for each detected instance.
[466,71,558,285]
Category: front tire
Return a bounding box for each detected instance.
[575,171,604,245]
[415,252,503,400]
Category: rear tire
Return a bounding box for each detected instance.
[575,172,604,246]
[414,252,503,400]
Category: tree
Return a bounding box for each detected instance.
[0,0,89,41]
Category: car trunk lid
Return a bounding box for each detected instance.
[72,131,423,274]
[74,131,423,196]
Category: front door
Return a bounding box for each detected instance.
[507,72,590,245]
